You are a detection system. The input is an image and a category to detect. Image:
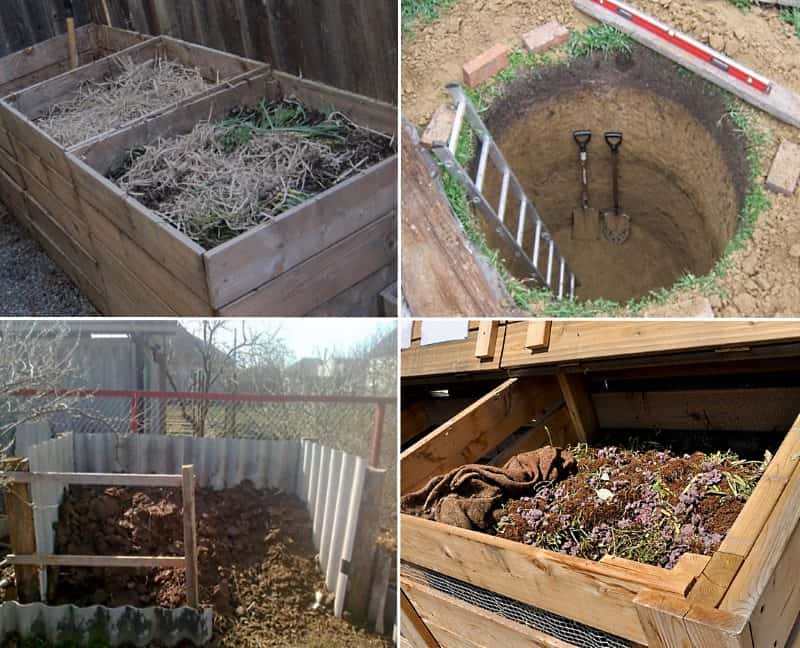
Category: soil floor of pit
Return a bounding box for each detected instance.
[52,482,391,648]
[477,47,748,302]
[404,0,800,316]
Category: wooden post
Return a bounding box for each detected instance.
[345,465,387,623]
[65,0,79,70]
[101,0,112,27]
[181,464,199,608]
[556,371,598,444]
[4,463,38,602]
[370,402,386,468]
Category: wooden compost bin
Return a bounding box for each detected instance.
[68,71,397,316]
[0,33,268,314]
[400,320,800,648]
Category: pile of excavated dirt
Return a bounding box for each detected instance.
[496,445,765,568]
[403,0,800,316]
[54,481,389,648]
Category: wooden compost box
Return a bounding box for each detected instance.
[0,24,151,98]
[0,27,396,315]
[400,320,800,648]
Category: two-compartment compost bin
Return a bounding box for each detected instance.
[400,320,800,648]
[0,26,397,316]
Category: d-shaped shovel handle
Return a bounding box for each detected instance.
[573,130,592,152]
[605,131,623,152]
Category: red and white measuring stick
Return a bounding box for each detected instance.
[590,0,773,94]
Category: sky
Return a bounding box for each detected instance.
[180,319,396,360]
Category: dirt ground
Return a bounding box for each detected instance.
[403,0,800,316]
[53,482,390,648]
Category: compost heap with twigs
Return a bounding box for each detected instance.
[109,99,395,249]
[496,444,767,568]
[34,55,211,148]
[52,481,388,648]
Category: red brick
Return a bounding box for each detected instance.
[765,139,800,196]
[523,21,570,54]
[462,43,510,89]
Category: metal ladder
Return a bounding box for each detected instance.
[430,83,578,300]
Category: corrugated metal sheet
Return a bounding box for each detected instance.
[13,421,52,457]
[0,601,212,646]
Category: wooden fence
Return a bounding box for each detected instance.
[0,0,397,103]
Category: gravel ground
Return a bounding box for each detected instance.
[0,203,97,316]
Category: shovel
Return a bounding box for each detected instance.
[571,130,600,240]
[601,131,631,245]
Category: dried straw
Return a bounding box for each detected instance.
[113,100,393,249]
[35,55,211,147]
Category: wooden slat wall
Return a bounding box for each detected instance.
[0,1,94,58]
[73,0,397,103]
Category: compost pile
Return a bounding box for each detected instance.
[54,481,388,647]
[34,55,211,147]
[496,445,766,568]
[110,99,395,249]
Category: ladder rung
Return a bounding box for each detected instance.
[475,137,491,191]
[516,199,527,247]
[532,219,542,269]
[448,100,466,154]
[546,240,554,287]
[497,171,510,223]
[570,273,576,300]
[558,258,565,300]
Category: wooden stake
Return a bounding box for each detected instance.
[66,17,79,70]
[4,473,38,602]
[182,464,199,608]
[101,0,112,27]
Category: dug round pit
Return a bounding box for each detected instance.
[480,47,750,302]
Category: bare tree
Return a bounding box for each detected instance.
[0,320,120,455]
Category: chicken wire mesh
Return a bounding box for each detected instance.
[402,562,632,648]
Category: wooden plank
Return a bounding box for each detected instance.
[594,387,800,434]
[21,192,107,311]
[402,325,509,378]
[0,163,29,224]
[367,548,393,634]
[0,100,71,179]
[68,154,208,301]
[474,321,499,360]
[401,398,477,448]
[274,70,397,136]
[574,0,800,129]
[0,25,94,87]
[402,577,574,648]
[181,464,199,608]
[206,155,397,311]
[401,376,562,494]
[81,197,211,314]
[2,471,182,487]
[635,590,753,648]
[496,321,800,372]
[686,552,744,607]
[306,263,397,317]
[721,440,800,620]
[4,479,38,602]
[525,321,552,353]
[217,210,396,316]
[489,404,573,466]
[720,413,800,557]
[8,554,186,568]
[600,556,696,598]
[401,589,441,648]
[746,515,800,648]
[401,121,507,318]
[0,145,24,186]
[556,372,598,444]
[403,514,657,644]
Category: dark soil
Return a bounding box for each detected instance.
[52,481,389,648]
[477,47,750,301]
[496,445,764,568]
